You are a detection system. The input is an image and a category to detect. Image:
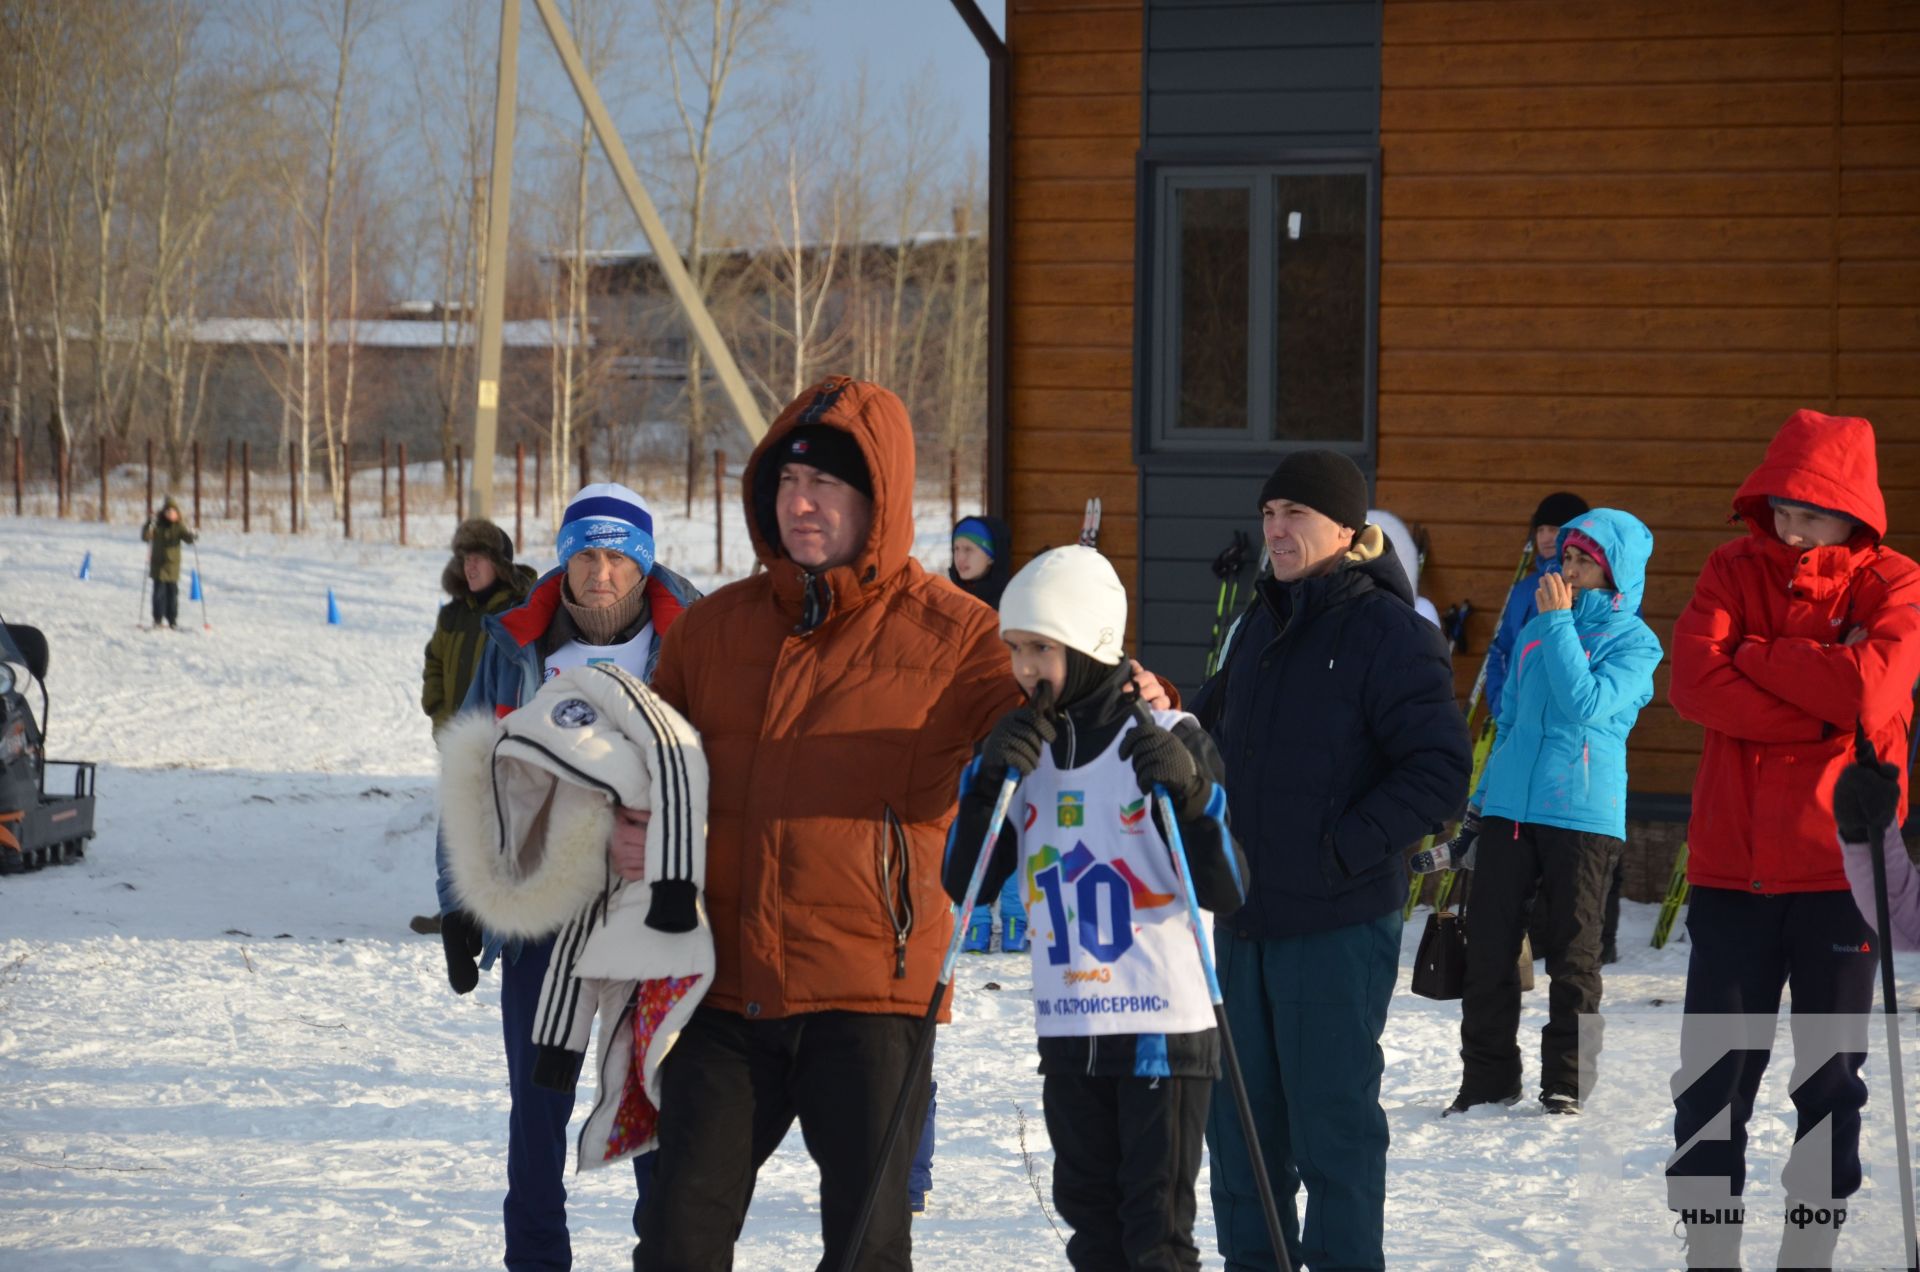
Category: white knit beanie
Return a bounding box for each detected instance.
[999,545,1127,666]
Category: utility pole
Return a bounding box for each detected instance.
[468,0,522,519]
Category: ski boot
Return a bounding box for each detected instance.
[962,912,992,954]
[1001,915,1029,953]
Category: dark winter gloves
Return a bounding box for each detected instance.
[1119,716,1212,822]
[532,1044,581,1094]
[976,682,1057,788]
[440,909,484,995]
[1411,807,1481,874]
[1835,726,1901,844]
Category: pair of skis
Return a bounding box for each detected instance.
[1402,539,1536,921]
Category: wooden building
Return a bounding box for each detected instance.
[998,0,1920,811]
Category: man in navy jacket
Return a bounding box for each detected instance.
[1194,450,1470,1272]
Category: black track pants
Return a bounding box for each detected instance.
[636,1006,930,1272]
[1044,1069,1209,1271]
[1460,818,1621,1100]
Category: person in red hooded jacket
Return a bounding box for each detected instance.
[1664,409,1920,1270]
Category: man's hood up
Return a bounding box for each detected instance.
[745,376,916,616]
[1733,409,1886,544]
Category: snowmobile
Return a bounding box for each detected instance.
[0,613,96,873]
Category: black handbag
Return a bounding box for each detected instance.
[1411,873,1469,1001]
[1411,910,1466,1000]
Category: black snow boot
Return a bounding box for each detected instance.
[1443,1080,1521,1117]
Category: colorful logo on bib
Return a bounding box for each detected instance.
[1119,798,1147,834]
[1057,791,1085,828]
[543,666,561,681]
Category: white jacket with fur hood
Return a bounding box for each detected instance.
[439,663,710,1170]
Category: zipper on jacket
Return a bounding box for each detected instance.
[797,572,833,633]
[880,804,913,979]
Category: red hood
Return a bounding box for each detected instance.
[1732,409,1886,544]
[499,569,687,647]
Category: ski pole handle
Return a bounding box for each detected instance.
[938,771,1022,986]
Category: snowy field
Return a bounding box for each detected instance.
[3,511,1918,1270]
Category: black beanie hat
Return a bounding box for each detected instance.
[1530,491,1590,531]
[1256,450,1368,531]
[778,424,873,499]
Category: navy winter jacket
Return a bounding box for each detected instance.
[1194,526,1472,939]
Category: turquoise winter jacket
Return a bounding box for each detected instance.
[1473,508,1663,840]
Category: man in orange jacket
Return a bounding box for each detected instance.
[637,377,1169,1271]
[1665,409,1920,1270]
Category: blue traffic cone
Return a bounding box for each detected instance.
[77,551,91,580]
[189,569,202,601]
[326,588,342,625]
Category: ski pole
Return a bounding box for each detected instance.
[837,771,1022,1272]
[1150,779,1297,1272]
[137,522,154,627]
[1858,723,1919,1270]
[189,540,210,629]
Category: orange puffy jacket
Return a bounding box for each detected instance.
[1670,409,1920,895]
[651,377,1022,1020]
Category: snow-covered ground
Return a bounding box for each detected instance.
[2,512,1917,1270]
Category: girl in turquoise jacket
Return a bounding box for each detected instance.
[1442,507,1663,1115]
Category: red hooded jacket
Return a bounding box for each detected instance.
[1670,410,1920,894]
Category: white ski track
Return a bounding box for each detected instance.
[2,513,1916,1269]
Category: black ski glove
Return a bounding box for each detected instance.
[1119,717,1211,822]
[440,909,484,995]
[977,682,1057,788]
[1835,725,1902,844]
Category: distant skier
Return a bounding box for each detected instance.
[140,497,196,631]
[1664,410,1920,1271]
[943,544,1248,1272]
[1417,509,1662,1116]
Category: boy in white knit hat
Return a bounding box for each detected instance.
[942,544,1249,1271]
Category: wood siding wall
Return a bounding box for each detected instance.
[1376,0,1920,797]
[1005,0,1145,633]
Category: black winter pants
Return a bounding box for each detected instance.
[1667,887,1876,1210]
[1044,1070,1209,1271]
[152,580,179,627]
[1460,818,1621,1101]
[636,1006,930,1272]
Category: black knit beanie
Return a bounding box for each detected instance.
[778,424,873,499]
[1530,492,1590,531]
[1256,450,1368,531]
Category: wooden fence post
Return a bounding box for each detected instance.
[455,445,465,522]
[224,439,233,519]
[144,437,154,522]
[192,439,202,528]
[380,437,389,518]
[288,441,299,534]
[577,444,588,491]
[11,435,20,515]
[515,442,524,550]
[342,440,352,540]
[714,449,725,574]
[56,435,67,518]
[398,442,408,546]
[242,441,251,534]
[533,446,542,520]
[98,436,108,523]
